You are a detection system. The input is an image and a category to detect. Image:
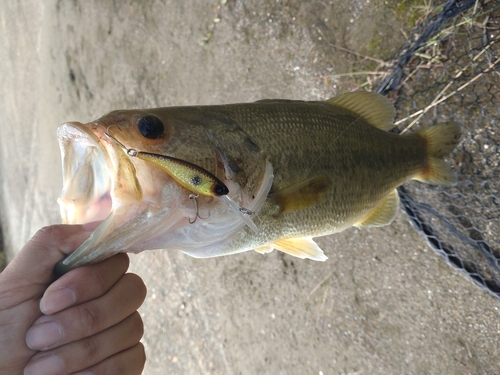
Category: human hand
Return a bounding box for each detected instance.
[0,225,147,375]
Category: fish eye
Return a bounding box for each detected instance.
[137,115,164,139]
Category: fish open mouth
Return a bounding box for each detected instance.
[57,123,113,225]
[56,122,146,274]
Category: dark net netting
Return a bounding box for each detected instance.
[375,0,500,298]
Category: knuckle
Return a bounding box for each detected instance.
[77,303,103,335]
[138,343,147,368]
[34,224,67,240]
[116,253,130,270]
[88,266,108,292]
[81,335,101,363]
[32,224,81,250]
[124,343,147,375]
[130,312,145,340]
[35,225,54,236]
[125,273,147,302]
[31,225,57,244]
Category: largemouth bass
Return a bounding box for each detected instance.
[55,91,460,274]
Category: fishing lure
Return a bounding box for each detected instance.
[135,150,229,198]
[104,127,258,232]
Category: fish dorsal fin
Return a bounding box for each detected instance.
[269,175,332,215]
[355,189,400,227]
[327,91,395,131]
[264,237,328,261]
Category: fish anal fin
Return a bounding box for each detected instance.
[327,91,395,131]
[269,175,332,215]
[355,189,400,228]
[271,237,327,261]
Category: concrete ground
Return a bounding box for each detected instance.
[1,1,499,374]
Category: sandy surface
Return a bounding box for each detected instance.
[1,1,499,374]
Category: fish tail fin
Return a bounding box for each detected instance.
[414,122,460,185]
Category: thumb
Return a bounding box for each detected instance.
[2,224,93,288]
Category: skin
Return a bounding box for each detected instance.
[0,224,147,375]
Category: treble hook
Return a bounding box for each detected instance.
[188,193,210,224]
[239,207,254,216]
[104,125,138,156]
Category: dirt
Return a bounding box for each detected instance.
[1,1,499,374]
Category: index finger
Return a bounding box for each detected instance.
[2,225,93,289]
[40,253,130,315]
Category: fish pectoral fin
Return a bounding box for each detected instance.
[269,175,332,215]
[271,237,328,261]
[327,91,395,131]
[355,189,400,228]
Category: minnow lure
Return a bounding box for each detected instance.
[104,127,258,232]
[105,126,228,197]
[135,150,229,198]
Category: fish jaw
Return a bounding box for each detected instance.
[56,121,150,272]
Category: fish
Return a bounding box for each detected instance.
[54,91,460,274]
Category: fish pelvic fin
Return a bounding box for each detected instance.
[255,237,327,261]
[355,189,400,228]
[268,175,332,216]
[414,122,461,185]
[327,91,395,131]
[254,245,274,254]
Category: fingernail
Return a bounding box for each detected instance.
[24,354,62,375]
[26,321,62,350]
[41,287,76,314]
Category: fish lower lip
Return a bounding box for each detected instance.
[57,123,113,224]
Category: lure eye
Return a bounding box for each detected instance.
[214,183,229,196]
[137,115,164,139]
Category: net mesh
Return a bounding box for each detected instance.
[373,0,500,298]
